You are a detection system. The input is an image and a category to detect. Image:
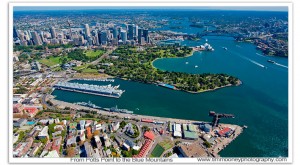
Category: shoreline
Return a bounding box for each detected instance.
[151,50,195,68]
[67,75,242,94]
[64,47,241,95]
[185,79,243,94]
[50,96,212,124]
[49,97,244,157]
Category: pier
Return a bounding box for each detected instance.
[53,81,125,98]
[209,111,235,129]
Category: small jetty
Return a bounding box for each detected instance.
[158,83,176,90]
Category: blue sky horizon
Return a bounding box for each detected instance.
[13,6,288,12]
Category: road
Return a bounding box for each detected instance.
[90,47,116,65]
[42,94,55,110]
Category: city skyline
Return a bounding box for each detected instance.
[13,6,288,12]
[10,6,290,162]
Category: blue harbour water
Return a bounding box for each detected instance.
[51,10,288,157]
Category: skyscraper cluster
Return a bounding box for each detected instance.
[13,23,151,47]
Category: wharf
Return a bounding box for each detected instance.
[49,97,244,157]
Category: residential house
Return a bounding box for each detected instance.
[79,120,85,130]
[13,103,24,113]
[23,107,38,117]
[13,137,33,157]
[52,136,62,153]
[66,136,77,147]
[38,126,49,140]
[44,150,60,158]
[13,118,27,127]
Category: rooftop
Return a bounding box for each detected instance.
[218,127,232,137]
[183,131,198,139]
[178,142,208,157]
[44,150,60,158]
[144,131,155,141]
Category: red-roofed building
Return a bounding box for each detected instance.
[159,129,164,135]
[144,131,155,141]
[86,127,92,137]
[24,107,38,117]
[13,103,24,114]
[217,127,232,137]
[52,136,62,153]
[133,139,154,158]
[141,118,154,123]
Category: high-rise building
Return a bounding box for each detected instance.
[94,35,100,45]
[140,37,146,45]
[92,31,100,46]
[79,36,85,45]
[117,27,122,35]
[84,24,91,38]
[26,30,32,39]
[18,33,25,42]
[138,28,143,44]
[128,24,134,40]
[121,31,127,43]
[13,26,18,38]
[31,31,42,45]
[100,31,108,45]
[97,31,102,45]
[40,32,46,43]
[134,25,138,37]
[67,19,72,40]
[107,30,112,40]
[50,27,57,39]
[113,27,118,39]
[143,29,149,43]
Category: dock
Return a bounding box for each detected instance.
[53,81,124,98]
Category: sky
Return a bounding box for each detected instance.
[13,6,288,12]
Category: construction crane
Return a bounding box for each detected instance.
[209,111,235,129]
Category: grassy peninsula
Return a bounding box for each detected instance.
[100,45,240,93]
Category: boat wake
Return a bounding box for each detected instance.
[239,54,266,68]
[229,50,266,68]
[256,53,265,57]
[274,63,288,69]
[247,58,266,68]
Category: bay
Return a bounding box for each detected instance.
[52,32,288,158]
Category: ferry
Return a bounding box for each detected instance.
[267,60,276,64]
